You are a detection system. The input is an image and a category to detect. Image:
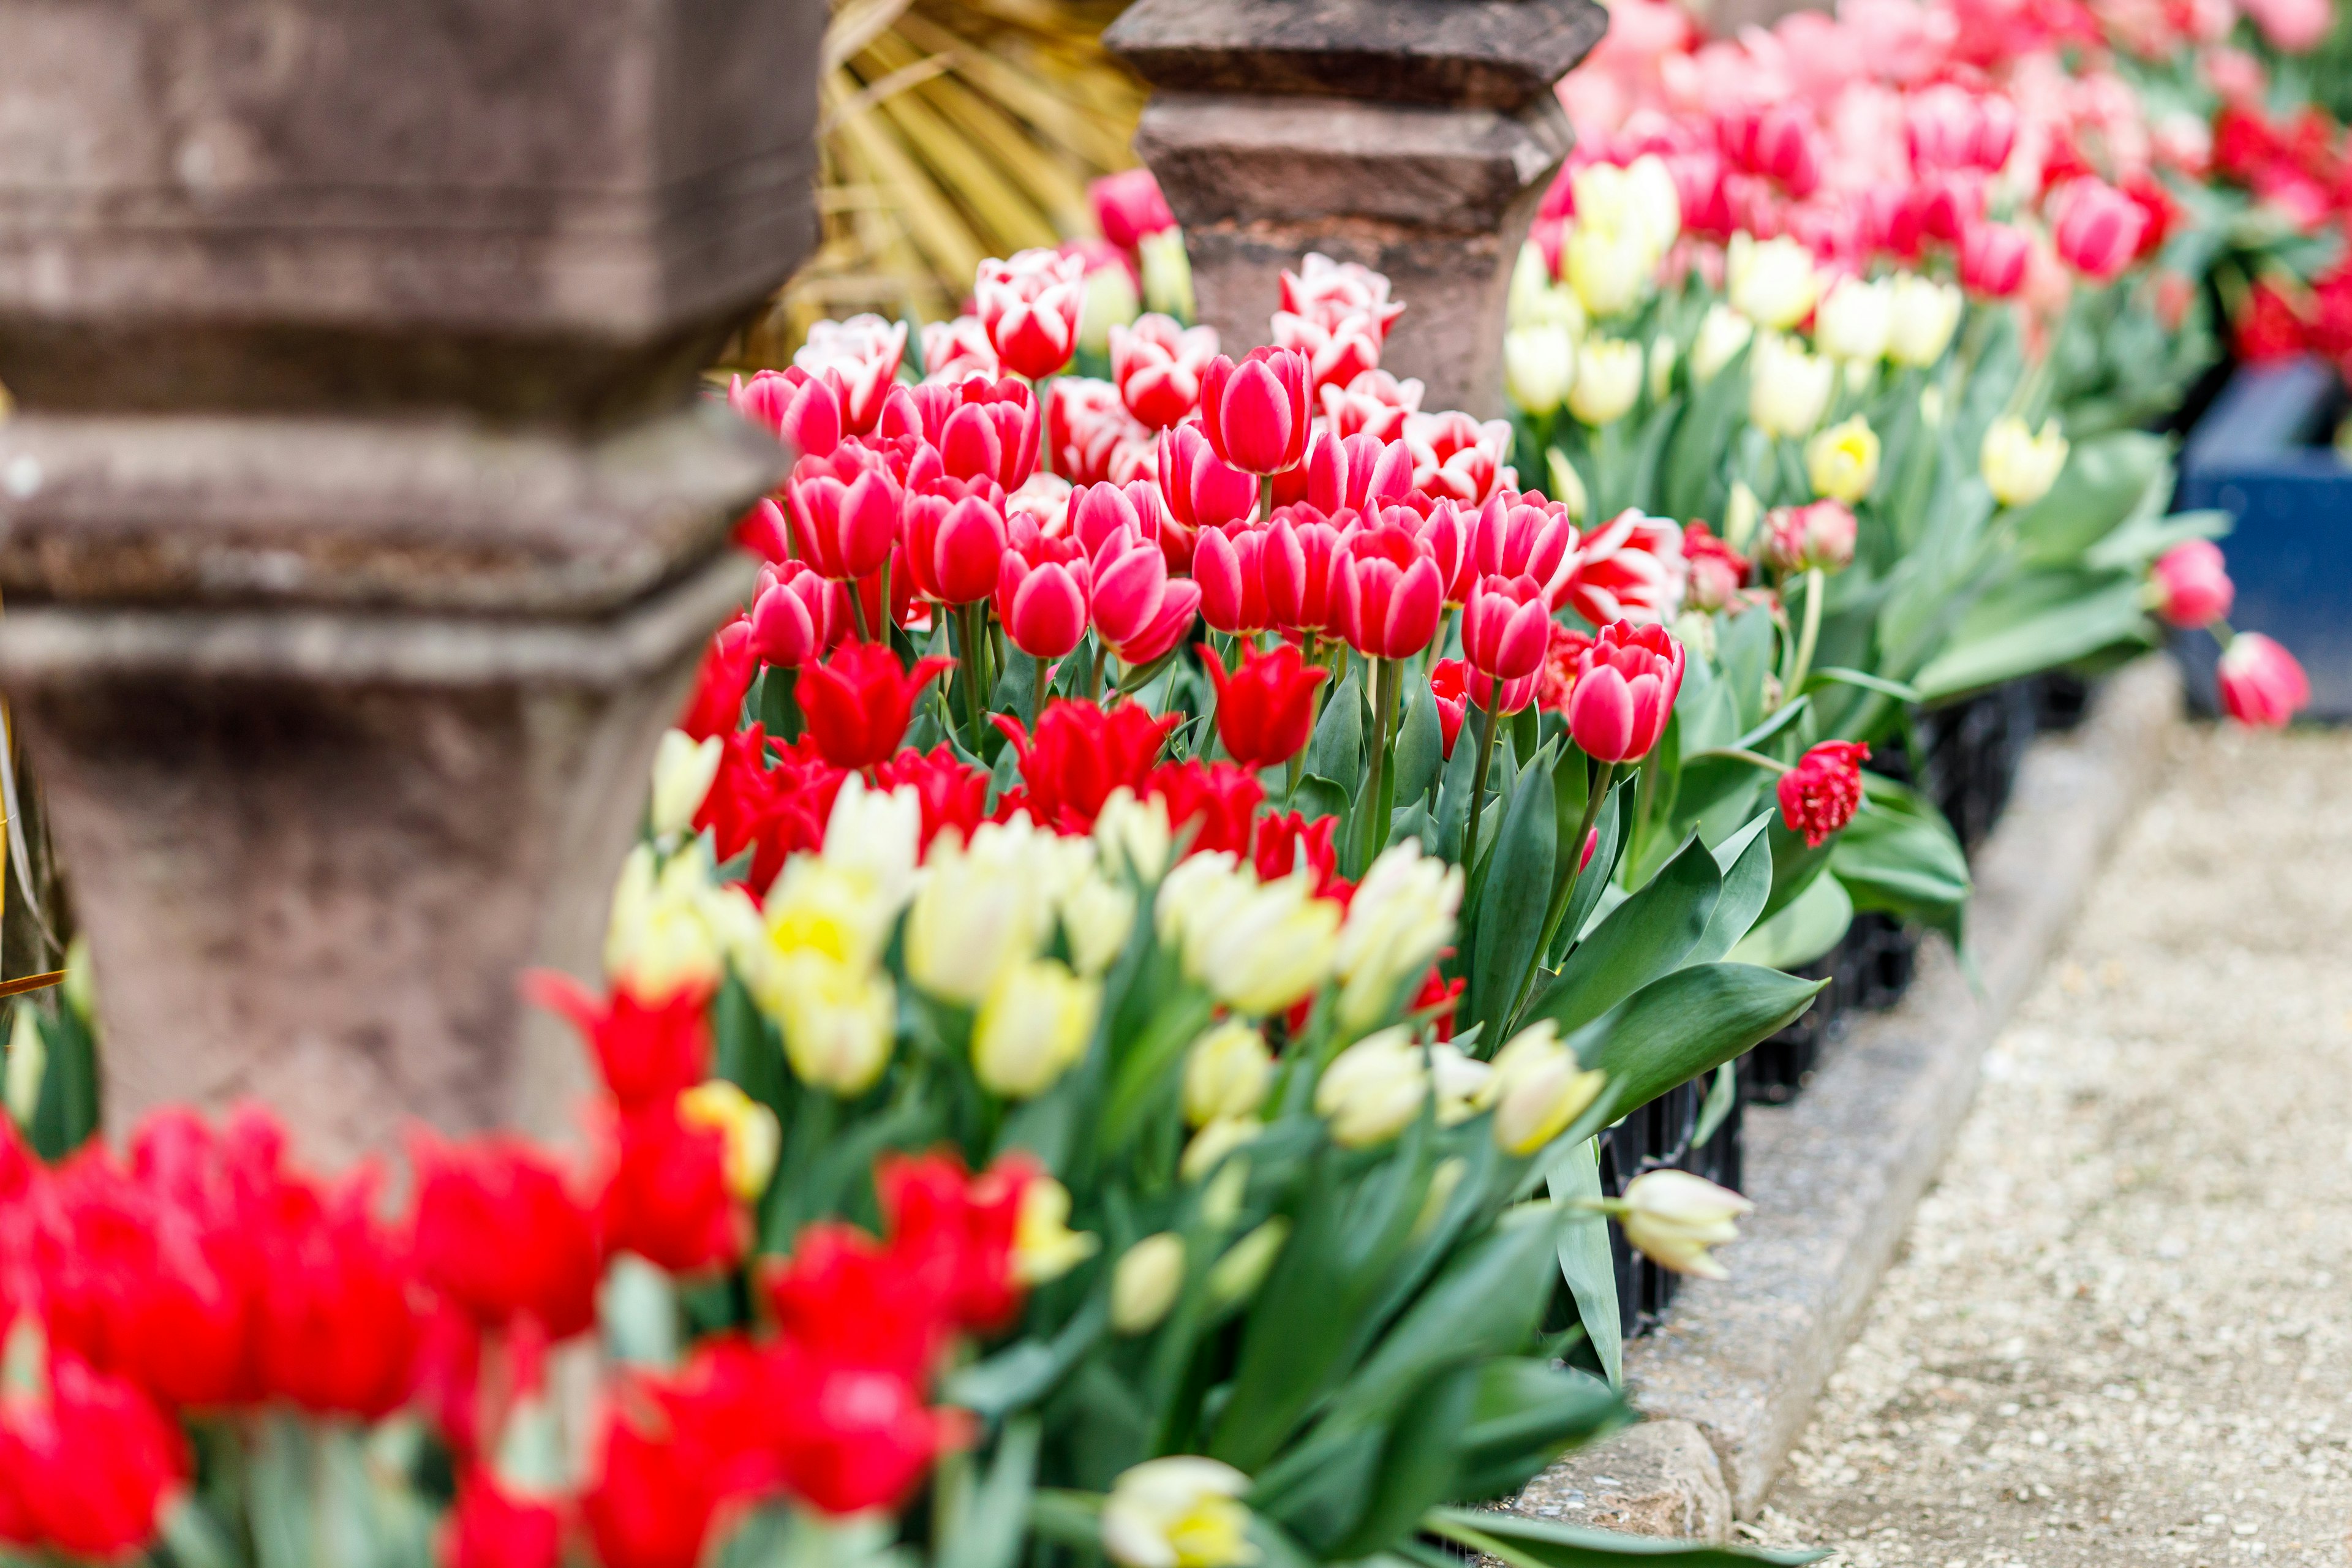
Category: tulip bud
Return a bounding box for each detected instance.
[1813,275,1891,363]
[2149,539,2234,628]
[1762,499,1858,576]
[1505,323,1578,415]
[1562,620,1686,763]
[1094,786,1175,883]
[1617,1169,1753,1279]
[1183,1021,1273,1128]
[1885,273,1964,366]
[1748,333,1834,439]
[1204,1218,1290,1309]
[1198,347,1314,477]
[1565,220,1652,320]
[1139,229,1196,321]
[648,729,723,839]
[1102,1459,1256,1568]
[1478,1021,1608,1156]
[1314,1027,1429,1147]
[2217,631,2311,727]
[1624,154,1684,261]
[1156,854,1343,1017]
[1547,450,1591,521]
[676,1079,783,1202]
[1980,415,2068,508]
[1110,1233,1186,1334]
[973,957,1100,1099]
[1567,337,1642,426]
[1723,481,1761,551]
[1689,304,1755,385]
[1061,872,1138,978]
[1180,1116,1262,1182]
[770,952,897,1097]
[1013,1175,1100,1285]
[1335,844,1464,1032]
[976,249,1086,379]
[1727,233,1820,331]
[1804,415,1880,505]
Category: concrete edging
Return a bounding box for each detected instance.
[1517,656,2185,1531]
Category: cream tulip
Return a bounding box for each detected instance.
[1980,415,2068,507]
[647,729,722,839]
[1567,337,1643,427]
[1334,843,1463,1031]
[1727,233,1820,331]
[1477,1021,1608,1156]
[1505,322,1578,416]
[1183,1021,1273,1127]
[1565,221,1651,321]
[1689,304,1755,385]
[1617,1169,1754,1280]
[1885,273,1964,367]
[972,956,1099,1099]
[1102,1459,1257,1568]
[1314,1027,1428,1148]
[1747,333,1834,439]
[1812,275,1891,363]
[1111,1233,1186,1334]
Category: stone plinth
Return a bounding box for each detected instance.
[1104,0,1604,418]
[0,0,825,1160]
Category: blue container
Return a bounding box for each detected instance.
[2176,356,2352,720]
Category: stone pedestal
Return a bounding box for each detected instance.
[1103,0,1605,418]
[0,1,824,1160]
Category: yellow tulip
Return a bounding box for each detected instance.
[972,957,1099,1099]
[766,951,896,1096]
[1689,303,1754,385]
[1183,1022,1273,1128]
[1980,415,2068,508]
[676,1080,782,1200]
[1102,1458,1258,1568]
[1012,1176,1099,1285]
[1805,415,1881,504]
[1314,1027,1428,1148]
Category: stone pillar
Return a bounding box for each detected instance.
[1102,0,1605,418]
[0,1,825,1161]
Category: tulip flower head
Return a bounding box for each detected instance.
[1321,368,1426,442]
[1183,1021,1274,1128]
[973,957,1101,1099]
[1201,643,1329,771]
[2050,178,2149,282]
[729,365,844,458]
[1477,1020,1608,1156]
[1155,854,1343,1017]
[787,442,902,582]
[1110,314,1219,429]
[1110,1234,1186,1335]
[1617,1169,1752,1279]
[1561,621,1686,763]
[1046,375,1155,487]
[1505,321,1577,414]
[1727,233,1821,331]
[921,315,1000,385]
[1681,521,1750,613]
[975,248,1087,379]
[796,643,956,772]
[1198,347,1314,477]
[1980,416,2069,508]
[1461,575,1553,683]
[1335,844,1464,1031]
[1404,411,1513,506]
[1762,499,1858,576]
[1101,1457,1257,1568]
[2217,631,2310,727]
[995,519,1093,660]
[1777,740,1871,847]
[1885,273,1964,365]
[1563,508,1687,627]
[1333,524,1446,661]
[2150,538,2234,628]
[1804,416,1880,505]
[794,314,909,435]
[879,376,1041,492]
[748,558,845,669]
[1689,304,1755,384]
[1813,274,1891,362]
[1567,337,1643,426]
[1958,219,2030,298]
[1747,332,1834,439]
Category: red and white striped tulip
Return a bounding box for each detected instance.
[1321,369,1425,442]
[1333,524,1446,661]
[1462,575,1554,684]
[1109,314,1219,429]
[786,443,902,581]
[1562,622,1686,763]
[976,249,1087,379]
[1263,505,1357,635]
[1199,347,1314,477]
[793,314,908,435]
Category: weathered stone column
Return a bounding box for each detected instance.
[1103,0,1605,418]
[0,1,824,1161]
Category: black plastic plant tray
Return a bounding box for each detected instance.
[1602,1069,1742,1339]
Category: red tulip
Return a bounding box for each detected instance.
[901,475,1009,606]
[1158,421,1259,537]
[1070,480,1170,561]
[921,316,1000,385]
[877,378,1040,491]
[1428,662,1469,758]
[1276,429,1414,514]
[2050,178,2147,282]
[1958,219,2030,298]
[1681,521,1751,613]
[1198,347,1313,477]
[1251,812,1344,897]
[2217,632,2310,727]
[412,1136,603,1341]
[766,1344,962,1515]
[992,699,1177,830]
[1090,168,1178,251]
[601,1106,744,1276]
[1474,490,1581,606]
[994,519,1091,660]
[728,367,842,459]
[797,643,955,771]
[786,442,902,581]
[677,618,757,741]
[1762,500,1857,576]
[1279,255,1406,346]
[748,560,845,669]
[1462,575,1553,683]
[1262,504,1357,634]
[1433,655,1536,718]
[1333,524,1444,661]
[1110,314,1218,429]
[1777,741,1871,848]
[1202,643,1330,771]
[1537,622,1596,717]
[1194,521,1272,635]
[974,249,1086,380]
[0,1346,188,1561]
[874,1152,1029,1333]
[524,971,710,1112]
[1562,622,1686,763]
[252,1169,424,1417]
[1565,510,1688,627]
[584,1399,722,1568]
[2150,539,2233,628]
[447,1468,566,1568]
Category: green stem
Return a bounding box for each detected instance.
[1031,656,1050,725]
[1258,472,1276,521]
[1358,658,1397,875]
[958,603,989,752]
[1089,642,1108,701]
[1783,567,1825,706]
[848,580,873,644]
[1681,745,1792,774]
[1463,697,1502,867]
[1512,759,1618,1031]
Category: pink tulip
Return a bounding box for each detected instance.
[1088,525,1172,647]
[1383,496,1477,606]
[1762,500,1858,576]
[877,378,1039,491]
[1333,524,1444,661]
[902,475,1009,606]
[1905,84,2018,173]
[1404,411,1513,506]
[2049,179,2147,283]
[1159,422,1259,538]
[1069,480,1170,561]
[1320,369,1425,442]
[1090,168,1178,251]
[2149,540,2233,628]
[1915,170,1986,246]
[1047,377,1156,487]
[1194,522,1272,635]
[1959,220,2031,298]
[921,316,1000,385]
[1563,509,1688,627]
[1436,656,1539,718]
[729,367,843,459]
[1720,103,1822,197]
[748,560,845,668]
[1262,505,1357,635]
[2216,632,2309,726]
[995,519,1091,660]
[1462,575,1553,683]
[1563,622,1686,763]
[2242,0,2332,51]
[1273,428,1416,515]
[1472,490,1581,608]
[786,442,902,581]
[1198,347,1314,477]
[1109,314,1219,429]
[793,315,909,435]
[1107,579,1201,666]
[736,497,794,565]
[975,249,1087,379]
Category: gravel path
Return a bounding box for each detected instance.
[1748,723,2352,1568]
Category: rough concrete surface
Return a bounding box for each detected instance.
[1518,1420,1735,1540]
[1748,722,2352,1566]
